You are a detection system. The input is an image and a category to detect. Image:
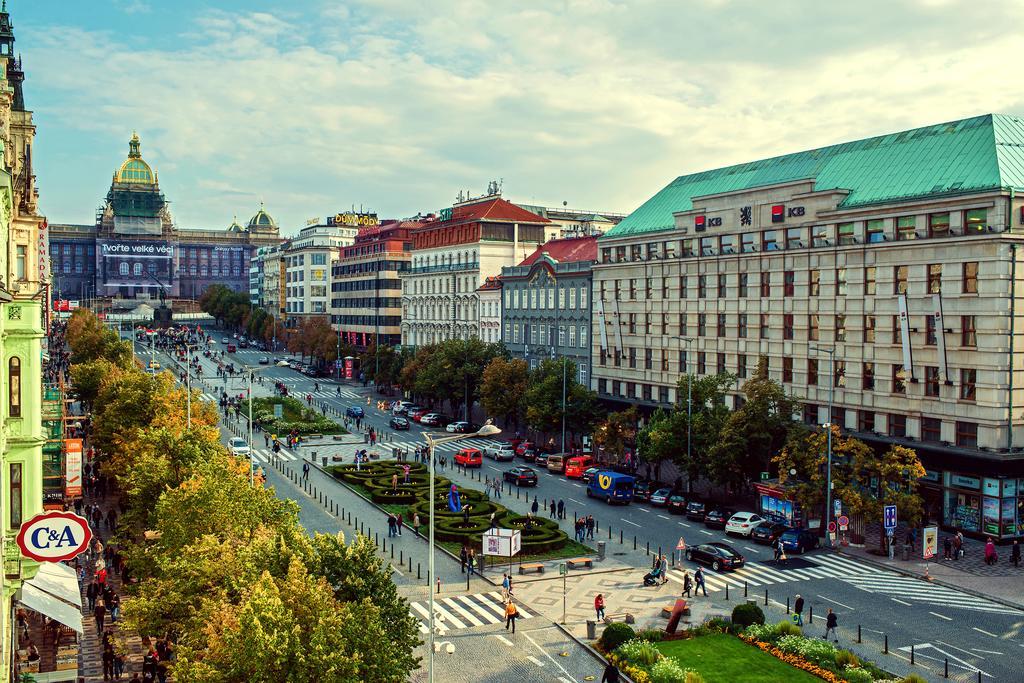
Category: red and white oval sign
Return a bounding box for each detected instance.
[16,511,93,563]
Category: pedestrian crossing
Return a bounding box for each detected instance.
[407,591,531,633]
[250,448,301,463]
[384,437,504,455]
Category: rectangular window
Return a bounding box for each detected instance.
[645,348,653,370]
[892,315,901,344]
[738,354,748,378]
[679,314,688,336]
[579,364,589,387]
[717,313,726,337]
[866,219,885,243]
[894,265,908,294]
[960,368,977,401]
[961,315,977,347]
[926,315,937,346]
[558,288,565,308]
[956,421,978,448]
[837,267,847,296]
[679,350,688,373]
[739,273,749,297]
[697,313,707,337]
[716,352,726,375]
[628,313,636,334]
[863,362,875,390]
[629,279,636,299]
[786,228,801,249]
[838,222,855,245]
[897,216,916,240]
[9,462,22,528]
[929,212,950,238]
[892,364,906,394]
[889,414,907,437]
[738,313,748,338]
[697,352,706,375]
[783,313,794,340]
[661,351,669,372]
[513,324,520,344]
[644,313,651,335]
[742,233,757,253]
[964,208,987,234]
[629,348,637,369]
[835,314,846,342]
[568,325,576,347]
[762,230,779,251]
[759,314,769,339]
[700,237,716,256]
[15,245,26,280]
[927,263,942,294]
[835,360,846,388]
[962,262,978,294]
[808,359,818,386]
[864,266,876,295]
[921,417,942,443]
[811,225,828,247]
[718,273,727,298]
[925,366,940,397]
[784,271,795,297]
[760,272,771,297]
[809,269,820,296]
[803,404,818,426]
[720,234,736,254]
[858,410,875,433]
[782,356,793,383]
[580,325,587,349]
[679,276,688,298]
[601,248,612,264]
[698,275,707,298]
[808,314,820,341]
[661,278,668,299]
[580,286,588,308]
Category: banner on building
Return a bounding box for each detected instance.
[932,294,948,382]
[64,438,84,497]
[595,298,608,351]
[897,294,915,380]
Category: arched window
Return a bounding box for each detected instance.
[8,357,21,418]
[119,262,129,276]
[133,263,142,276]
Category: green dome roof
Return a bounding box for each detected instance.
[115,132,157,185]
[227,215,245,233]
[247,203,276,229]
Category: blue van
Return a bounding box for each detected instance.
[586,471,636,504]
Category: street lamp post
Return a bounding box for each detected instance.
[811,345,836,547]
[424,422,501,683]
[680,337,693,491]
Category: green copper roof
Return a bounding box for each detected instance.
[605,114,1024,238]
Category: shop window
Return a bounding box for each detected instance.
[956,421,978,448]
[803,404,818,426]
[889,414,907,437]
[961,316,977,347]
[783,356,793,383]
[925,366,940,397]
[960,368,977,401]
[864,266,876,295]
[838,222,855,245]
[962,262,978,294]
[831,406,845,429]
[894,265,908,294]
[892,364,906,394]
[866,219,885,243]
[809,269,820,296]
[783,314,794,340]
[929,213,950,238]
[964,209,987,234]
[863,362,875,390]
[808,358,818,386]
[784,271,795,297]
[921,417,942,443]
[927,264,942,294]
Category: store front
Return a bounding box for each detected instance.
[935,472,1022,539]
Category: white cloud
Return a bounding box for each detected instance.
[24,1,1024,230]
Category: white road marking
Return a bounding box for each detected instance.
[699,530,713,536]
[657,514,671,520]
[569,498,584,505]
[970,649,1004,655]
[973,627,999,638]
[679,522,691,528]
[622,518,641,527]
[493,635,514,647]
[817,595,855,611]
[636,507,651,513]
[929,611,952,621]
[891,597,911,606]
[744,546,758,553]
[527,656,544,667]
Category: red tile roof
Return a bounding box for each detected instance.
[450,197,550,225]
[476,275,503,291]
[517,236,598,266]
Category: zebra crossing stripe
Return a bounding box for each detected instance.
[810,554,878,575]
[455,595,502,624]
[251,451,267,463]
[441,597,485,627]
[430,602,468,630]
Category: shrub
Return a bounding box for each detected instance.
[615,639,661,667]
[635,629,664,643]
[649,658,690,683]
[842,666,874,683]
[727,623,743,635]
[776,634,839,667]
[599,622,635,651]
[743,623,777,642]
[900,675,928,683]
[684,672,706,683]
[834,650,860,669]
[731,602,765,628]
[776,620,802,637]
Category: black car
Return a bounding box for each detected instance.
[503,466,538,487]
[667,494,688,514]
[520,448,538,462]
[534,452,550,467]
[685,542,745,572]
[703,508,734,530]
[685,500,707,521]
[389,416,410,430]
[750,521,789,545]
[346,406,365,419]
[633,480,655,502]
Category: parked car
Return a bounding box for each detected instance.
[633,480,655,502]
[454,448,483,468]
[750,521,790,544]
[392,401,416,415]
[226,344,237,353]
[703,508,734,529]
[420,413,448,427]
[446,421,479,433]
[546,454,568,474]
[725,512,765,537]
[581,466,601,483]
[520,448,538,462]
[503,466,538,487]
[667,494,688,514]
[534,452,550,468]
[389,416,410,430]
[685,542,745,572]
[564,455,594,479]
[685,500,707,521]
[408,408,429,423]
[239,340,249,349]
[258,356,270,365]
[514,441,534,457]
[229,437,250,458]
[346,406,364,419]
[779,528,820,554]
[649,488,672,506]
[486,444,516,461]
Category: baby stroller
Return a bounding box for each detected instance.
[642,566,663,587]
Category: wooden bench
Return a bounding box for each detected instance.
[603,613,635,625]
[519,563,545,575]
[661,601,690,618]
[566,557,594,570]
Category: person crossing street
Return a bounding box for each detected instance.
[504,599,519,633]
[823,608,839,643]
[694,567,707,597]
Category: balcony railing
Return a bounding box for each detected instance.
[408,261,479,275]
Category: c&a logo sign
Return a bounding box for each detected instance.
[16,511,93,563]
[598,474,612,490]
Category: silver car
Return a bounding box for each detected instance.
[487,445,516,462]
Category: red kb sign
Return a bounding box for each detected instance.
[16,511,93,563]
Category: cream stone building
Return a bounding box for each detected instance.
[593,114,1024,539]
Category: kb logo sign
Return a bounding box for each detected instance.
[16,511,93,563]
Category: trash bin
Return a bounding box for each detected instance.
[902,544,911,561]
[477,556,486,575]
[597,541,606,561]
[322,457,327,467]
[586,620,597,640]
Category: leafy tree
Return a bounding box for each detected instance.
[708,356,800,490]
[480,357,528,431]
[525,358,603,446]
[593,407,638,462]
[410,339,506,417]
[70,359,119,408]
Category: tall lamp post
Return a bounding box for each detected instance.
[424,422,501,683]
[810,345,836,547]
[680,337,693,490]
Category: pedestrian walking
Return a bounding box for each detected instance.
[823,608,838,642]
[87,581,99,611]
[586,515,595,540]
[468,548,476,575]
[954,531,964,559]
[943,536,952,560]
[549,500,556,518]
[659,554,669,585]
[94,600,106,637]
[403,464,410,483]
[557,499,564,520]
[391,472,398,491]
[1012,539,1021,568]
[413,513,422,538]
[460,545,468,573]
[694,567,707,596]
[985,537,998,565]
[594,593,606,621]
[681,570,692,598]
[103,642,115,681]
[302,462,310,480]
[505,599,519,633]
[388,514,397,538]
[532,497,539,515]
[601,662,620,683]
[793,594,805,626]
[396,512,403,536]
[109,593,121,623]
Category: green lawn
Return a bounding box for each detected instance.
[656,634,824,683]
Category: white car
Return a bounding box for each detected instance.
[229,437,251,458]
[486,445,516,461]
[725,512,764,537]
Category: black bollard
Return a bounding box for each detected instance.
[725,583,729,600]
[646,541,650,556]
[409,556,412,572]
[884,634,888,654]
[620,529,623,544]
[911,644,915,666]
[809,606,813,624]
[608,526,612,540]
[944,658,948,678]
[400,550,403,564]
[391,545,394,559]
[375,532,378,546]
[786,597,790,614]
[634,536,637,550]
[764,589,768,606]
[418,563,421,580]
[857,625,861,643]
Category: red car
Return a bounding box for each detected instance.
[409,408,429,423]
[515,440,534,457]
[454,448,483,468]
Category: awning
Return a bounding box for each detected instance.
[30,562,82,608]
[17,583,83,634]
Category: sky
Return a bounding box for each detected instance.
[14,0,1024,235]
